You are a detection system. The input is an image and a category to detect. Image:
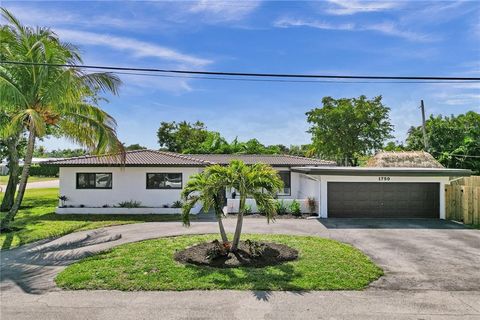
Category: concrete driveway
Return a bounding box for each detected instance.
[1,218,479,319]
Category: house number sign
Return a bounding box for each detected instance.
[378,176,391,181]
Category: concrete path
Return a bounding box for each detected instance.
[0,179,58,192]
[1,218,479,319]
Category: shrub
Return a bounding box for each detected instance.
[243,204,252,215]
[307,197,317,215]
[28,164,59,177]
[172,200,183,208]
[117,200,142,208]
[206,240,229,260]
[244,239,266,257]
[275,200,288,215]
[59,195,68,207]
[289,200,301,217]
[102,204,110,208]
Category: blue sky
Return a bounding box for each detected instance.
[3,0,480,150]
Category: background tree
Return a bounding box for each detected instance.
[406,111,480,174]
[156,120,304,155]
[124,143,147,151]
[157,121,208,152]
[37,148,88,158]
[383,141,406,152]
[0,9,124,230]
[306,95,393,166]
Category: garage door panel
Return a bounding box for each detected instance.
[328,182,439,218]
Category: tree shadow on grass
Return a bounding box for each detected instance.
[1,229,122,294]
[183,261,308,301]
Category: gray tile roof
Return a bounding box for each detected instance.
[42,149,335,167]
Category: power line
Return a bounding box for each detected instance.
[2,61,480,81]
[111,71,480,84]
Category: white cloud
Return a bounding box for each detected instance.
[274,18,354,31]
[324,0,400,15]
[187,0,261,22]
[365,22,437,42]
[433,93,480,106]
[274,18,436,42]
[56,29,212,67]
[2,4,152,31]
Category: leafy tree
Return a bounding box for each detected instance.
[306,95,393,166]
[45,148,88,158]
[32,146,89,158]
[124,143,147,151]
[287,144,314,157]
[157,121,295,155]
[383,141,406,151]
[197,161,282,252]
[157,121,208,153]
[0,9,124,230]
[406,111,480,174]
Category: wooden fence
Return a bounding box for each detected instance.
[445,176,480,225]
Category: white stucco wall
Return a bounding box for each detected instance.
[310,175,450,219]
[224,168,317,200]
[59,166,202,208]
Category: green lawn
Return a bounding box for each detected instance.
[0,176,58,184]
[0,188,187,250]
[56,234,383,291]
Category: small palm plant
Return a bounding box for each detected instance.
[182,168,229,243]
[183,160,283,252]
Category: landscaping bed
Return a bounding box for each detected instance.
[175,240,298,268]
[56,234,383,291]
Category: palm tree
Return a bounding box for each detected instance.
[183,160,283,252]
[182,167,229,243]
[0,8,124,230]
[215,160,282,251]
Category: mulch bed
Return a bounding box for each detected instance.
[174,240,298,268]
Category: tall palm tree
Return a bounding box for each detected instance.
[0,8,124,230]
[182,168,229,243]
[183,160,283,252]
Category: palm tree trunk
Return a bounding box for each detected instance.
[231,195,246,251]
[0,136,20,212]
[217,216,228,243]
[1,129,35,231]
[213,195,228,243]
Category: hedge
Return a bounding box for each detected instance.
[27,165,59,177]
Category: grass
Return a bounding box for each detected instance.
[55,234,383,291]
[0,176,58,184]
[0,188,188,250]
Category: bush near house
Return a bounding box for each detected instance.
[28,164,59,177]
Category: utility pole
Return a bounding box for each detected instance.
[420,100,429,151]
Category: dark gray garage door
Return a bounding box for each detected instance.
[328,182,439,218]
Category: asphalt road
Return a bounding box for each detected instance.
[1,218,479,319]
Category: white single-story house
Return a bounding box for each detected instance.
[43,150,471,218]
